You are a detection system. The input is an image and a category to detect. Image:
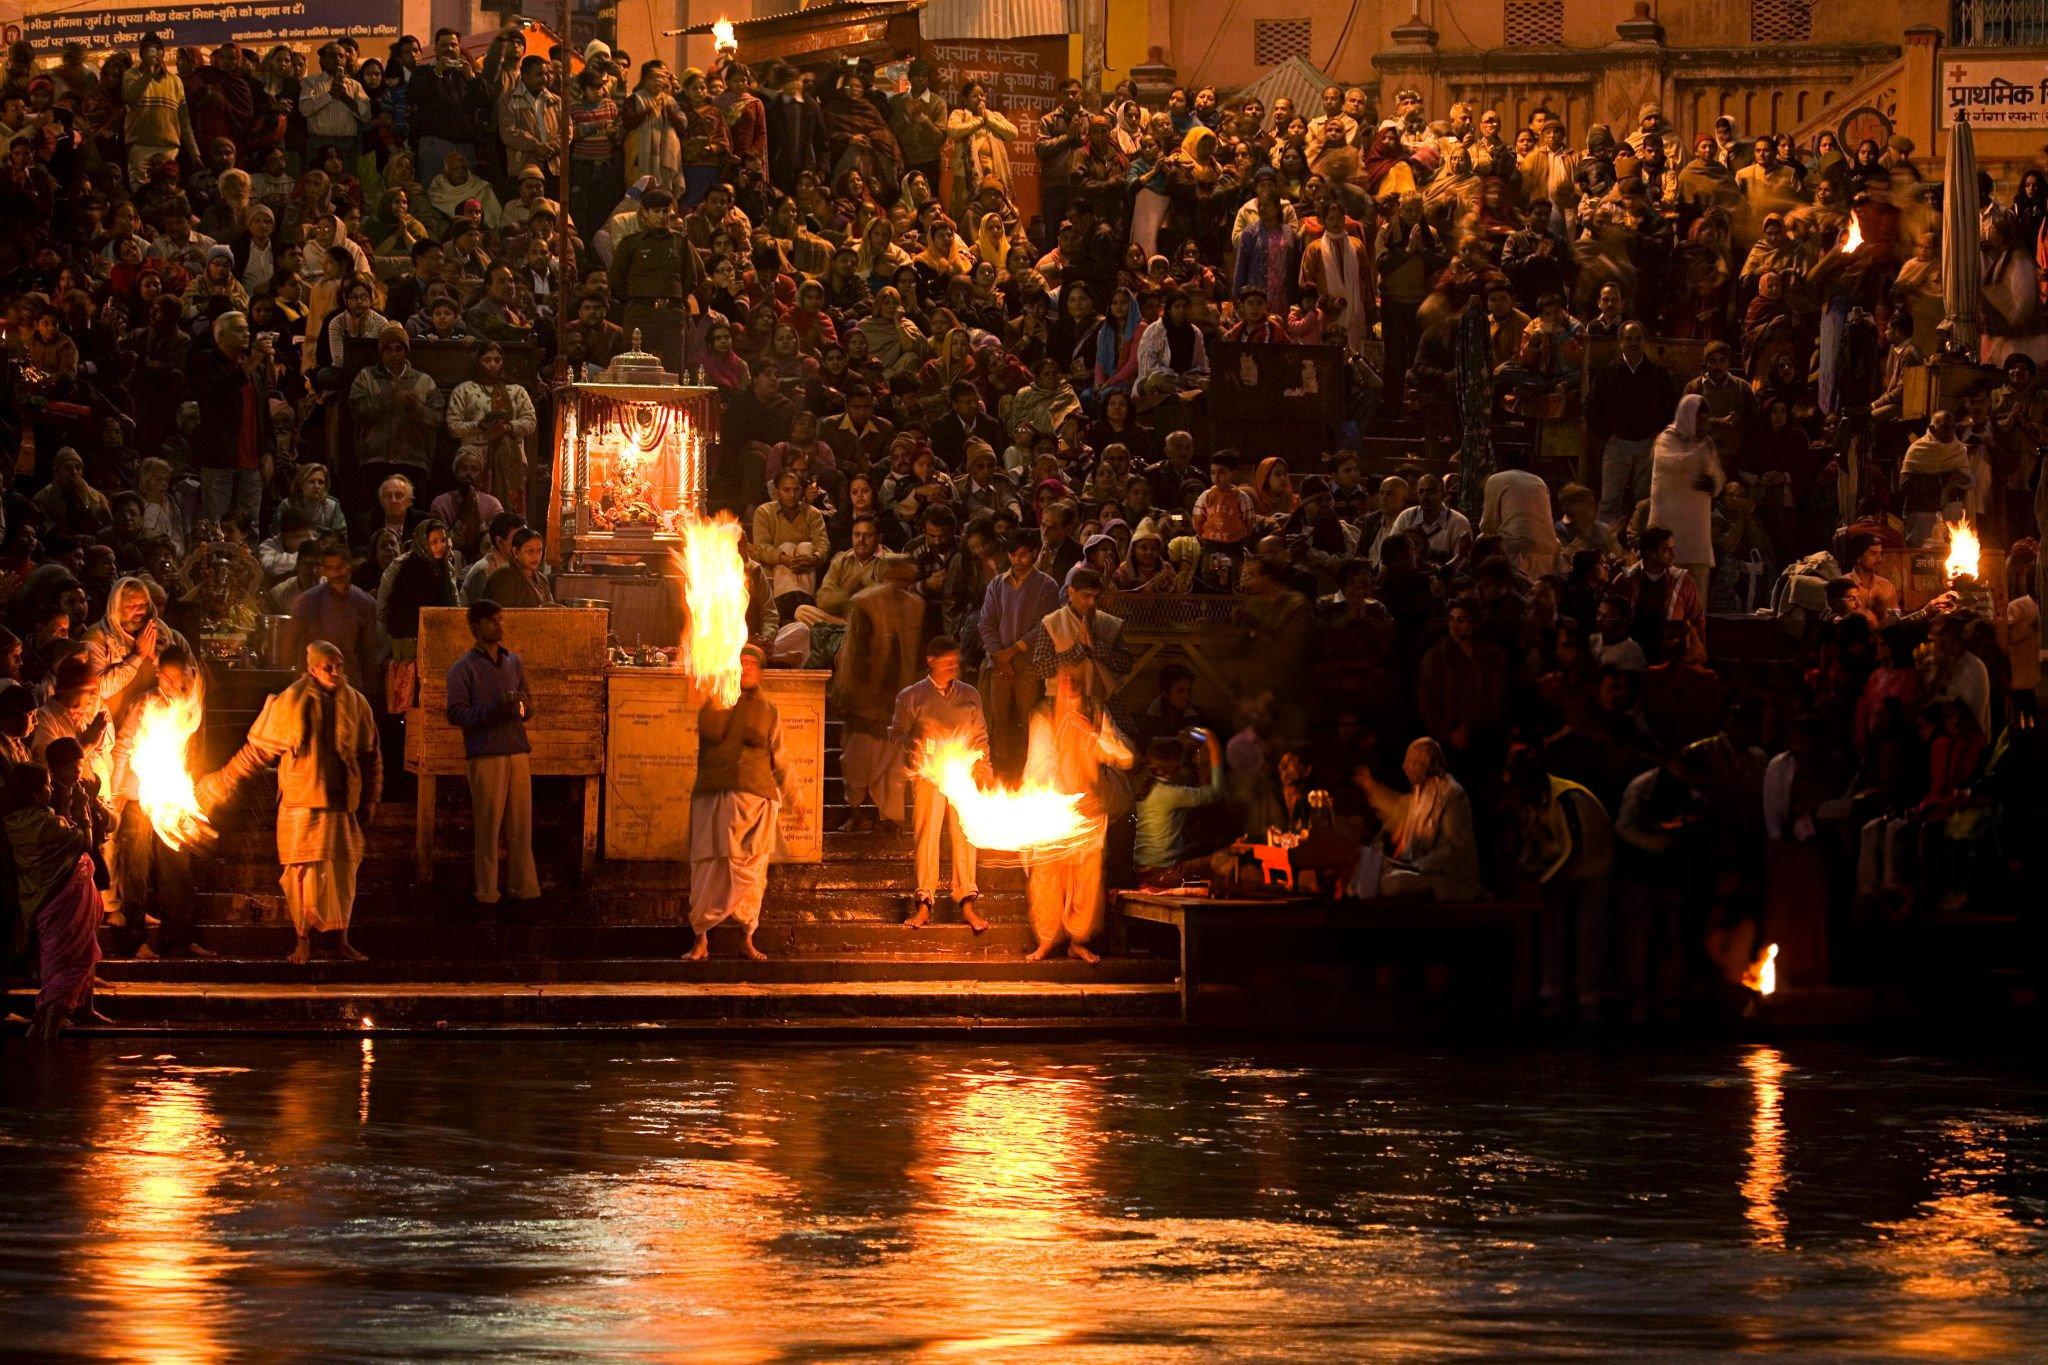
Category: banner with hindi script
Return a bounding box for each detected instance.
[924,36,1068,235]
[11,0,399,54]
[1941,59,2048,128]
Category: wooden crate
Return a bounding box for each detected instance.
[406,607,609,880]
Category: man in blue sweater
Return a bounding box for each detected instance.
[445,600,538,908]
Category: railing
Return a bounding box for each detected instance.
[1953,0,2048,45]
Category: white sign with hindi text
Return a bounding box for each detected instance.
[1943,59,2048,128]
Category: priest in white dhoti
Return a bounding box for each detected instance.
[200,641,381,963]
[686,644,794,961]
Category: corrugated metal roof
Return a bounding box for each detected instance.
[919,0,1082,40]
[1236,56,1339,118]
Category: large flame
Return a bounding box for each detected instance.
[916,732,1096,856]
[712,16,737,51]
[1742,942,1779,997]
[1841,210,1864,253]
[679,513,748,707]
[1944,516,1981,584]
[130,689,213,851]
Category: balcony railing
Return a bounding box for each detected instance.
[1953,0,2048,45]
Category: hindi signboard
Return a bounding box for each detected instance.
[1942,59,2048,129]
[923,36,1068,233]
[10,0,399,54]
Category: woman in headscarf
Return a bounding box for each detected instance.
[1045,279,1106,378]
[2010,169,2048,252]
[1093,287,1146,397]
[972,210,1013,273]
[377,518,459,711]
[677,67,731,207]
[1982,211,2047,368]
[1250,457,1299,519]
[823,66,900,198]
[483,527,556,608]
[1127,130,1173,257]
[1134,287,1208,405]
[1670,211,1735,340]
[32,447,112,538]
[1675,134,1738,217]
[366,186,431,254]
[1355,737,1481,901]
[1166,125,1232,260]
[1648,393,1726,597]
[8,760,107,1039]
[854,215,910,291]
[1891,229,1944,351]
[946,79,1018,224]
[426,148,502,230]
[855,285,928,379]
[1359,120,1424,197]
[1114,523,1179,592]
[916,325,977,418]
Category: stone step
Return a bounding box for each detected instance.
[178,885,1029,927]
[198,856,1026,897]
[113,918,1059,958]
[13,978,1180,1030]
[93,954,1174,986]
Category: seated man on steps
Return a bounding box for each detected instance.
[890,634,991,932]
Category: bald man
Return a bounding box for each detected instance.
[201,641,382,963]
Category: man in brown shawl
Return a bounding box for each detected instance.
[831,554,924,832]
[200,641,381,963]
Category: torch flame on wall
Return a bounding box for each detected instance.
[679,513,748,707]
[1742,942,1779,997]
[712,16,737,52]
[917,732,1096,856]
[1944,516,1981,584]
[130,689,213,851]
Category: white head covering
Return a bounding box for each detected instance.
[1670,392,1707,443]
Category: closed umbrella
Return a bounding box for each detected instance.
[1942,113,1981,357]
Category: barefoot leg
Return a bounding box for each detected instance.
[683,936,710,961]
[1025,942,1056,961]
[289,934,313,965]
[1067,942,1100,965]
[959,897,988,934]
[333,932,368,963]
[741,933,768,961]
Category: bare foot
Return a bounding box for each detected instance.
[904,901,931,929]
[1025,943,1056,961]
[683,937,710,961]
[959,898,988,934]
[741,935,768,961]
[1067,943,1101,964]
[288,936,313,965]
[330,934,368,962]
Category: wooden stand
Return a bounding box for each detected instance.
[406,607,609,882]
[604,668,829,863]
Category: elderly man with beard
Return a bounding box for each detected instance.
[200,641,382,963]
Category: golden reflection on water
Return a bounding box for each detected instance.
[1741,1046,1789,1250]
[909,1068,1100,1356]
[73,1070,243,1365]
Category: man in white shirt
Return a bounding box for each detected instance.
[299,43,369,166]
[1388,472,1473,566]
[1479,446,1560,580]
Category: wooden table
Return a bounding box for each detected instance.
[1117,891,1540,1024]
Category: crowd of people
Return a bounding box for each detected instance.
[1,26,2044,1030]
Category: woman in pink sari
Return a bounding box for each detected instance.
[6,761,105,1040]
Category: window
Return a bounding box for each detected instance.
[1752,0,1815,41]
[1252,18,1313,66]
[1503,0,1565,46]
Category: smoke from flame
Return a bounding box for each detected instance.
[917,732,1097,856]
[680,513,748,707]
[1945,516,1981,583]
[1742,942,1779,997]
[131,689,213,851]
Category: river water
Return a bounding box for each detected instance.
[1,1039,2044,1360]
